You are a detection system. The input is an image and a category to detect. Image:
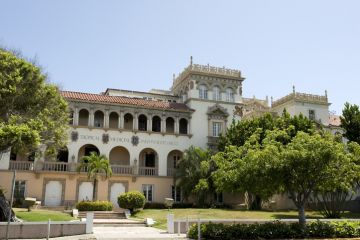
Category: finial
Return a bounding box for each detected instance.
[190,56,193,65]
[325,90,328,98]
[173,73,175,82]
[292,85,295,94]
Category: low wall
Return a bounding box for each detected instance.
[0,221,86,239]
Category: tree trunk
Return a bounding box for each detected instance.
[298,204,306,227]
[93,178,97,201]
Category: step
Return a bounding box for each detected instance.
[78,211,126,219]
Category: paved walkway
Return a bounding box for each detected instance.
[22,226,187,240]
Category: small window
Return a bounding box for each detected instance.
[199,85,208,99]
[173,155,181,168]
[172,186,182,202]
[213,86,221,101]
[212,122,223,137]
[309,109,316,121]
[142,184,154,202]
[14,180,26,199]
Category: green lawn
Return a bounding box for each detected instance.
[131,209,360,230]
[14,208,76,222]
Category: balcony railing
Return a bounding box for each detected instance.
[43,161,69,172]
[9,161,34,171]
[111,165,133,175]
[139,167,158,176]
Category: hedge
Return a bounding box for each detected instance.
[76,201,113,211]
[188,221,360,239]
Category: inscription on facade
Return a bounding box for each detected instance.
[77,134,178,146]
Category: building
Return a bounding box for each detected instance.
[0,58,340,209]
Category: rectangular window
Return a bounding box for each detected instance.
[142,184,154,202]
[172,186,182,202]
[212,122,222,137]
[309,109,316,121]
[14,180,26,199]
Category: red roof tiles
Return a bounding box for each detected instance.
[61,91,193,112]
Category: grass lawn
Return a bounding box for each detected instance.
[131,209,360,230]
[14,208,76,222]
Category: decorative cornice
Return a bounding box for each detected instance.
[272,92,329,108]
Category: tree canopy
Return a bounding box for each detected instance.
[340,102,360,144]
[0,48,69,158]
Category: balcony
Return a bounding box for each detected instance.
[9,161,34,171]
[139,167,158,176]
[111,165,133,175]
[42,162,69,172]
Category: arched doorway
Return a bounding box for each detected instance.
[138,114,147,131]
[166,117,175,133]
[109,146,131,174]
[109,112,119,129]
[123,113,133,130]
[167,150,183,176]
[57,147,69,163]
[94,110,104,128]
[152,116,161,132]
[139,148,158,176]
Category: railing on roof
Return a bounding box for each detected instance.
[172,63,242,89]
[272,92,328,108]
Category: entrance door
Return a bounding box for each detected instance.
[44,181,62,206]
[78,182,93,201]
[110,183,126,207]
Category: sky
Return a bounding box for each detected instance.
[1,0,359,114]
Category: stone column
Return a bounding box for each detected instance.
[175,117,179,134]
[161,116,166,133]
[74,107,79,126]
[134,112,138,131]
[119,111,124,129]
[104,109,109,128]
[89,108,94,127]
[148,115,152,132]
[187,118,191,135]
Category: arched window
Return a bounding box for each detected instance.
[226,88,234,102]
[124,113,133,130]
[109,112,119,129]
[199,85,208,99]
[152,116,161,132]
[166,117,175,133]
[213,86,221,101]
[69,110,74,125]
[179,118,188,134]
[138,114,147,131]
[94,110,104,128]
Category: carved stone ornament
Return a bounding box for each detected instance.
[71,131,78,142]
[102,133,109,144]
[234,105,244,117]
[207,104,229,117]
[131,135,139,146]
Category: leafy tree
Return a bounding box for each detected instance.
[76,152,112,201]
[118,191,146,213]
[174,146,215,206]
[0,48,69,158]
[340,102,360,144]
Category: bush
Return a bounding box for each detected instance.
[118,191,145,213]
[188,221,360,239]
[144,202,166,209]
[76,201,113,211]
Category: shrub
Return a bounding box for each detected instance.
[172,202,194,208]
[118,191,145,213]
[76,201,113,211]
[144,202,166,209]
[188,221,360,239]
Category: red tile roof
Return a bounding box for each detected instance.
[329,115,341,127]
[61,91,193,112]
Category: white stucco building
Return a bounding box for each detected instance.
[0,59,340,208]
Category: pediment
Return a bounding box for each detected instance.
[207,104,229,117]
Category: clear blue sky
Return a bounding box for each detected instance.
[1,0,359,114]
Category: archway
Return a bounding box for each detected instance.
[124,113,133,130]
[94,110,104,128]
[179,118,188,134]
[78,109,89,126]
[152,116,161,132]
[138,114,147,131]
[166,117,175,133]
[167,150,183,176]
[109,112,119,128]
[78,144,100,162]
[57,147,69,163]
[139,148,158,175]
[109,146,130,165]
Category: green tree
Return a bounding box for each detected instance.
[76,152,112,201]
[174,146,215,206]
[340,102,360,144]
[0,48,69,158]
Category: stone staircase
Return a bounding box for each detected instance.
[78,211,126,219]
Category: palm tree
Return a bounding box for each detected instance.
[77,152,112,201]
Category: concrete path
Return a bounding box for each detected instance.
[93,226,187,240]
